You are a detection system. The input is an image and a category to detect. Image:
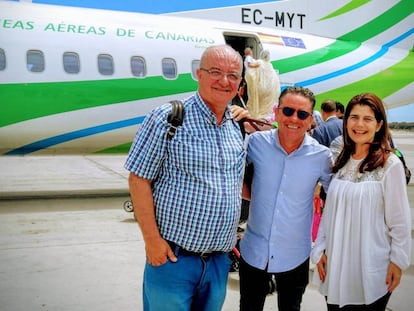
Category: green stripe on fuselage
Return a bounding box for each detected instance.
[274,0,412,74]
[315,50,414,107]
[0,74,197,127]
[274,40,360,74]
[96,142,132,154]
[339,0,413,42]
[319,0,371,21]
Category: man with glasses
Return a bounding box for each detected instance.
[239,86,333,311]
[125,45,245,311]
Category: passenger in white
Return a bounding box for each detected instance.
[244,50,280,120]
[311,93,411,310]
[243,47,258,71]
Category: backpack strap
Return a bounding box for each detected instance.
[166,100,184,140]
[389,136,411,184]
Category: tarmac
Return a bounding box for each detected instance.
[0,131,413,310]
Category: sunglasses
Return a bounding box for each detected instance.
[279,107,311,120]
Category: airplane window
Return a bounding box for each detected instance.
[0,48,5,71]
[27,50,45,72]
[98,54,114,75]
[131,56,146,77]
[191,60,200,80]
[162,58,177,79]
[63,52,80,74]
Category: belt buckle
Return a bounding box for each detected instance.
[199,250,214,259]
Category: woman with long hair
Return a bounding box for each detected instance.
[311,93,411,310]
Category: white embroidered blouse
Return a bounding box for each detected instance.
[311,153,411,307]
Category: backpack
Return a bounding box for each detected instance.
[389,137,411,184]
[166,100,184,140]
[393,148,411,185]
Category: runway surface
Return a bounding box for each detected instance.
[0,131,413,310]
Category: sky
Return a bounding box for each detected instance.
[387,103,414,123]
[31,0,276,14]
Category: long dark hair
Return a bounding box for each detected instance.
[332,93,391,174]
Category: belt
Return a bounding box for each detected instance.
[167,241,226,259]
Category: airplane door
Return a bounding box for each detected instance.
[223,33,263,61]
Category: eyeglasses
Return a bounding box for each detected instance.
[279,107,312,120]
[200,68,241,83]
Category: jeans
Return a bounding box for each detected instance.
[239,256,309,311]
[143,251,231,311]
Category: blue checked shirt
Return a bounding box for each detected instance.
[125,93,246,252]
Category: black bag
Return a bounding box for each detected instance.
[395,148,411,184]
[166,100,184,140]
[390,138,411,184]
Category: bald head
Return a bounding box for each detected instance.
[200,45,243,72]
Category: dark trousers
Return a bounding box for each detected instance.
[326,292,391,311]
[239,256,309,311]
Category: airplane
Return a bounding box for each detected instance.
[0,0,413,155]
